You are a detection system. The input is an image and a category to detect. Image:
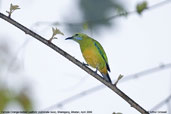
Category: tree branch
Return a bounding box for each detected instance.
[150,94,171,111]
[49,63,171,108]
[34,0,171,28]
[0,13,149,114]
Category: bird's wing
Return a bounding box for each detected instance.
[93,40,110,72]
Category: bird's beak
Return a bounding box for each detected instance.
[65,37,73,40]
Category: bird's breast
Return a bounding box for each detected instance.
[82,48,103,69]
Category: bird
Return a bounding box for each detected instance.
[65,33,112,83]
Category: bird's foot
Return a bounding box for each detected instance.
[94,67,98,74]
[82,62,89,66]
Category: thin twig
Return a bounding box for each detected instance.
[34,0,171,27]
[150,94,171,111]
[0,13,149,114]
[114,74,123,85]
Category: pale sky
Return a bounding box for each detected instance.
[0,0,171,114]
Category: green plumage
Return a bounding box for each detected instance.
[66,33,112,83]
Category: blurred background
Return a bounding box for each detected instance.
[0,0,171,113]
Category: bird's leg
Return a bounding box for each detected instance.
[82,62,89,66]
[95,67,98,74]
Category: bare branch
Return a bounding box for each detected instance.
[34,0,171,28]
[0,13,149,114]
[48,63,171,108]
[150,94,171,111]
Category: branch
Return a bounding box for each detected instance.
[0,13,149,114]
[49,63,171,108]
[34,0,171,27]
[81,0,171,23]
[91,0,171,23]
[150,94,171,111]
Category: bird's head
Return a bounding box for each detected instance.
[65,33,87,44]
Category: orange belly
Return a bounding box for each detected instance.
[82,48,108,74]
[82,48,100,68]
[82,48,106,71]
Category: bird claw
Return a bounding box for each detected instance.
[95,67,98,74]
[82,62,89,66]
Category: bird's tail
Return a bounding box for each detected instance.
[101,72,112,83]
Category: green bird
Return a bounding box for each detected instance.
[66,33,112,83]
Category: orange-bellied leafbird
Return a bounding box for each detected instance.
[66,33,112,83]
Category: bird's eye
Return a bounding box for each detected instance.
[75,34,78,36]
